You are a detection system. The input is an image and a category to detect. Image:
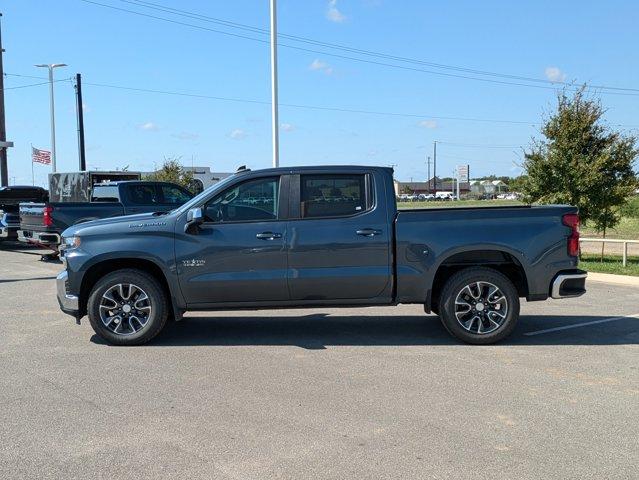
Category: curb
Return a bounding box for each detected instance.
[586,271,639,287]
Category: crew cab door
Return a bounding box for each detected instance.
[287,172,392,302]
[175,175,289,305]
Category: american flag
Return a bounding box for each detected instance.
[32,147,51,165]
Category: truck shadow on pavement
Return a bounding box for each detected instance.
[0,276,57,284]
[92,313,639,348]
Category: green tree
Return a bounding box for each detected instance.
[522,87,638,257]
[508,175,528,192]
[145,157,195,192]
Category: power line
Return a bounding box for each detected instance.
[1,81,50,90]
[115,0,639,94]
[1,75,71,91]
[436,141,522,149]
[8,72,635,128]
[76,0,639,96]
[76,79,541,125]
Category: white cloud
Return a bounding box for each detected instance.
[309,59,334,75]
[171,131,199,140]
[229,128,247,140]
[418,120,438,129]
[82,103,90,113]
[327,0,346,22]
[138,122,159,131]
[281,123,295,132]
[545,66,566,83]
[309,59,327,70]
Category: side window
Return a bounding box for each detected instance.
[301,174,367,218]
[160,185,192,205]
[127,185,159,205]
[204,177,279,222]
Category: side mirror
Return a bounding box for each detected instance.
[184,207,204,233]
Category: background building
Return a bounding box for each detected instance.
[182,167,233,193]
[469,179,509,196]
[394,177,470,196]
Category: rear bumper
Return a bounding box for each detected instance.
[56,270,80,317]
[18,229,61,246]
[0,225,18,239]
[551,270,587,299]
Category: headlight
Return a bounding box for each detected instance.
[62,236,81,248]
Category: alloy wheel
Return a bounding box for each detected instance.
[99,283,152,336]
[454,281,508,335]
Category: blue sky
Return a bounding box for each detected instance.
[3,0,638,186]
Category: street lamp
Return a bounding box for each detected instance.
[35,63,67,172]
[270,0,279,168]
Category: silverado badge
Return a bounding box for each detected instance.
[182,259,206,267]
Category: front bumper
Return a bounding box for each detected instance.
[551,269,587,299]
[56,270,80,317]
[18,229,61,246]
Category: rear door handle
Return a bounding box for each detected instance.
[356,228,382,237]
[256,232,282,240]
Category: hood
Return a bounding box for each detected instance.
[61,212,171,238]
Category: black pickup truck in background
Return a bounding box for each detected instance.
[0,186,49,242]
[19,181,193,249]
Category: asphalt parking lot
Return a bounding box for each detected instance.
[1,243,638,480]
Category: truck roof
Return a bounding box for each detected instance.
[93,180,182,186]
[0,185,47,191]
[234,165,394,175]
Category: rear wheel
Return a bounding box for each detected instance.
[87,269,168,346]
[438,267,519,344]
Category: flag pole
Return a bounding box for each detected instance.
[30,144,34,186]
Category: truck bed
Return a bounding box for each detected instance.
[394,204,577,304]
[19,202,125,235]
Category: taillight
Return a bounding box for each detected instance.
[43,205,54,227]
[562,213,580,257]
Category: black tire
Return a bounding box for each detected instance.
[87,269,169,346]
[438,267,520,345]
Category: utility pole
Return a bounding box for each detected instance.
[0,13,8,187]
[426,155,432,192]
[433,141,437,195]
[270,0,279,168]
[74,73,86,171]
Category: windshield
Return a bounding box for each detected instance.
[174,174,238,215]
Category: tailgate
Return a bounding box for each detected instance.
[19,203,46,229]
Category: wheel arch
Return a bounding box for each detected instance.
[79,258,176,318]
[427,248,529,313]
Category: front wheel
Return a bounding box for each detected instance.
[438,267,520,345]
[87,269,169,346]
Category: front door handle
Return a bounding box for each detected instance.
[256,232,282,240]
[356,228,382,237]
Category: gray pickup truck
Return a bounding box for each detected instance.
[19,181,193,249]
[56,166,586,346]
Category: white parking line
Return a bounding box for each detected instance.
[524,312,639,336]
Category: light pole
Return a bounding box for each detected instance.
[35,63,66,172]
[270,0,279,168]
